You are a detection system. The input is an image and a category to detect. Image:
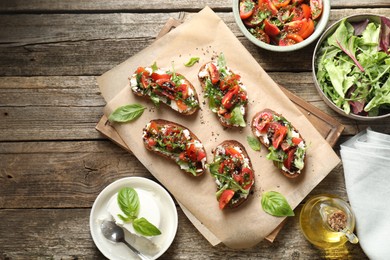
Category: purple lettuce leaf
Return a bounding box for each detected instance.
[379,16,390,54]
[352,19,369,36]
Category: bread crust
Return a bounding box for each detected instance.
[212,140,255,208]
[251,109,306,178]
[130,68,199,115]
[142,119,206,177]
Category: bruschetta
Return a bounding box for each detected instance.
[130,65,200,115]
[198,54,248,127]
[208,140,255,209]
[251,109,307,178]
[142,119,206,176]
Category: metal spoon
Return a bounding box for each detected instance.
[100,220,152,260]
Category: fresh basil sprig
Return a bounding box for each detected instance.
[184,57,200,67]
[261,191,295,217]
[247,136,261,151]
[117,187,162,237]
[108,104,146,123]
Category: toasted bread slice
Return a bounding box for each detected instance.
[251,109,306,178]
[198,55,248,128]
[130,66,200,115]
[142,119,206,176]
[209,140,255,209]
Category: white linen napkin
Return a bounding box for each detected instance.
[341,128,390,260]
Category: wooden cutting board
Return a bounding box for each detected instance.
[95,17,344,244]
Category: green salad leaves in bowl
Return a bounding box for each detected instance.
[313,14,390,120]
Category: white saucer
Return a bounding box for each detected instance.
[90,177,178,259]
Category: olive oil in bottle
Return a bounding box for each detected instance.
[299,195,358,249]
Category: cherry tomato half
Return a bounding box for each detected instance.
[241,167,254,190]
[272,124,288,148]
[283,148,297,170]
[221,85,240,110]
[208,63,220,84]
[254,111,273,133]
[279,33,303,45]
[272,0,291,9]
[310,0,323,20]
[258,0,278,16]
[151,72,171,82]
[264,19,281,37]
[252,28,271,44]
[239,0,255,20]
[219,189,235,210]
[292,137,303,145]
[291,3,311,21]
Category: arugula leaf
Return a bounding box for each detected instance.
[133,217,162,236]
[184,57,200,67]
[117,187,139,221]
[247,136,261,151]
[261,191,294,217]
[108,104,146,123]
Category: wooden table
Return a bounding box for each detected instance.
[0,1,389,259]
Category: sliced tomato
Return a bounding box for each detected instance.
[258,0,278,16]
[208,63,220,84]
[179,84,189,99]
[220,74,241,91]
[196,150,206,162]
[300,18,314,39]
[243,6,263,27]
[272,0,290,9]
[140,72,151,88]
[292,137,302,145]
[291,3,311,21]
[292,0,304,3]
[254,111,273,133]
[151,73,171,82]
[279,33,303,45]
[136,66,146,74]
[176,100,188,112]
[241,167,254,189]
[272,125,288,148]
[147,138,157,147]
[239,0,255,20]
[264,19,281,37]
[310,0,323,20]
[283,148,296,170]
[219,189,235,210]
[281,141,291,151]
[284,18,313,39]
[221,85,239,110]
[252,28,271,44]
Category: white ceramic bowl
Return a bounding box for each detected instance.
[233,0,331,52]
[312,14,390,121]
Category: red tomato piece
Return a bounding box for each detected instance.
[147,138,157,147]
[291,3,311,21]
[300,18,314,39]
[283,148,297,170]
[279,33,303,45]
[141,73,151,88]
[241,167,254,189]
[176,100,188,111]
[254,111,273,133]
[272,125,288,148]
[219,189,235,210]
[179,84,188,99]
[292,137,302,145]
[239,0,255,20]
[292,0,304,3]
[243,6,263,27]
[272,0,291,9]
[196,150,206,162]
[208,63,220,84]
[136,66,146,74]
[264,19,281,37]
[221,85,239,110]
[258,0,278,16]
[310,0,323,20]
[151,73,171,81]
[253,28,271,44]
[225,146,242,157]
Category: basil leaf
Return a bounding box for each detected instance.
[230,105,246,127]
[133,217,162,236]
[108,104,146,123]
[117,187,140,220]
[247,136,261,151]
[151,61,158,72]
[184,57,200,67]
[261,191,295,217]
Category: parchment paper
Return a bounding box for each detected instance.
[97,6,340,249]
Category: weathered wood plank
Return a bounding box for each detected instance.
[1,75,388,142]
[0,9,389,76]
[0,0,387,13]
[0,140,351,209]
[0,206,367,259]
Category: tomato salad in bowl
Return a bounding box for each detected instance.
[233,0,330,51]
